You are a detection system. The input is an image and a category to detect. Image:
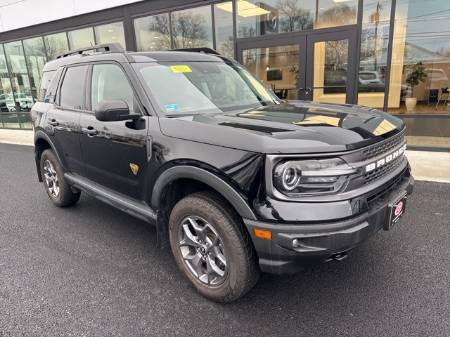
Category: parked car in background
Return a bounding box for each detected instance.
[0,94,16,111]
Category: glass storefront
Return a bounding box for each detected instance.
[387,0,450,149]
[236,0,357,37]
[242,45,300,100]
[68,27,95,50]
[171,6,214,49]
[0,0,448,150]
[23,37,47,98]
[358,0,392,108]
[94,22,126,48]
[0,21,125,129]
[44,32,69,60]
[134,14,172,51]
[214,3,234,58]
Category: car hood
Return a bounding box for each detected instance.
[159,101,404,154]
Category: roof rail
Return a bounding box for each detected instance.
[56,43,124,59]
[171,47,221,55]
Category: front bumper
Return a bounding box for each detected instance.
[244,172,414,274]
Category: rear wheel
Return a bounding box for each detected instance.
[169,192,260,302]
[40,149,80,207]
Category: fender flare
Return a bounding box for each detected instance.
[34,130,66,179]
[151,165,257,221]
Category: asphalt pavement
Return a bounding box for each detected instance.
[0,143,449,337]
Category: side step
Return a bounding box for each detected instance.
[64,173,157,224]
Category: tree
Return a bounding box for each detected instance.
[171,13,208,48]
[148,15,171,49]
[277,0,313,32]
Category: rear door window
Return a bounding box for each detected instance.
[59,65,88,110]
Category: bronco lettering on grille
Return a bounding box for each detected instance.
[365,144,406,173]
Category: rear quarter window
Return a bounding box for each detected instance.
[38,70,56,102]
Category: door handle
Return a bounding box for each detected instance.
[48,119,59,126]
[299,87,312,94]
[81,127,98,136]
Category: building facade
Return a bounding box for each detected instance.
[0,0,449,151]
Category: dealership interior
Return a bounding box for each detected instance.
[0,0,449,150]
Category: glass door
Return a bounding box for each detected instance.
[305,29,358,104]
[236,35,307,100]
[236,28,358,104]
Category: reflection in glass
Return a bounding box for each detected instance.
[171,6,213,48]
[214,2,235,58]
[68,27,95,50]
[358,0,391,108]
[23,37,47,100]
[134,14,172,51]
[44,32,69,60]
[315,0,358,29]
[0,44,17,127]
[4,41,33,111]
[313,39,349,104]
[243,45,300,100]
[236,0,314,37]
[236,0,357,38]
[2,41,33,128]
[95,22,126,48]
[388,0,450,149]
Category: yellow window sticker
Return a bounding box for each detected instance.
[170,65,192,73]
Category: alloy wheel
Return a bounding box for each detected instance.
[43,159,60,198]
[178,216,228,286]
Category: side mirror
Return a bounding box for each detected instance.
[94,100,140,122]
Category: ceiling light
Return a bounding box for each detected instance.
[217,0,270,17]
[333,0,352,3]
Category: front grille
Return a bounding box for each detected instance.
[364,155,404,185]
[362,130,405,161]
[366,167,408,208]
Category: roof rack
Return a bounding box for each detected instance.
[56,43,124,59]
[171,47,220,55]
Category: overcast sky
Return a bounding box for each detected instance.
[0,0,141,32]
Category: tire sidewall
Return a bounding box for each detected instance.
[169,193,257,301]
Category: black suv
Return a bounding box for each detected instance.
[31,44,413,302]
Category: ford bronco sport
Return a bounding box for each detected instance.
[31,44,414,302]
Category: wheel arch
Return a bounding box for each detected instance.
[34,130,64,182]
[151,165,257,221]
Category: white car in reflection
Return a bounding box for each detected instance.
[0,94,15,111]
[14,93,34,109]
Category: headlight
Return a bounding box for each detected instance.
[273,158,356,195]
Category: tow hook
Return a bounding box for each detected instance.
[325,252,348,262]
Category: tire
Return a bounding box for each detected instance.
[40,149,80,207]
[169,191,260,302]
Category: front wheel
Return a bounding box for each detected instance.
[169,192,260,302]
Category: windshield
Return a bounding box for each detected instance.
[133,60,279,115]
